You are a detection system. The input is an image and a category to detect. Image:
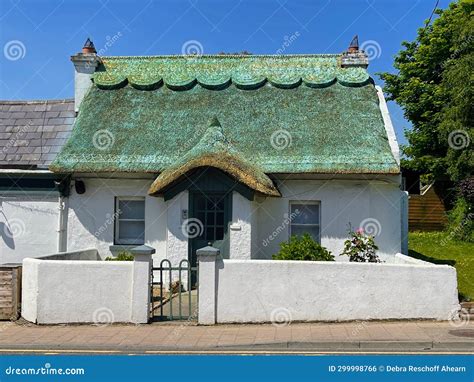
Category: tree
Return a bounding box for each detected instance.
[379,0,473,184]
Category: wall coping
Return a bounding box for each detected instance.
[220,255,453,269]
[35,248,99,261]
[22,257,133,266]
[197,245,220,257]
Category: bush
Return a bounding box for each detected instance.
[272,233,334,261]
[447,196,474,243]
[105,251,134,261]
[446,178,474,242]
[340,227,380,263]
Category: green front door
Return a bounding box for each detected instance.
[189,191,231,270]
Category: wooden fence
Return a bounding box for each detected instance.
[0,265,21,320]
[409,185,448,231]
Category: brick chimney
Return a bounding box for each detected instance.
[71,38,101,113]
[341,35,368,68]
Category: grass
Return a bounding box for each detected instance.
[408,231,474,301]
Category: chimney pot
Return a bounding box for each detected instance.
[348,35,359,53]
[341,35,368,68]
[82,38,97,54]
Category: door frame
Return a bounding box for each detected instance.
[188,189,232,268]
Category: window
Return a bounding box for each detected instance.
[194,193,226,241]
[114,197,145,245]
[289,201,320,243]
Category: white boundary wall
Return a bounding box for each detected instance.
[21,250,151,324]
[199,254,459,324]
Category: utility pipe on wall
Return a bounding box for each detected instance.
[57,196,68,252]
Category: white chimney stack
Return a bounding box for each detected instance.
[70,38,100,113]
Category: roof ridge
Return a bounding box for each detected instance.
[100,53,343,60]
[0,99,74,104]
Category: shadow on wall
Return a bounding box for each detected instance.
[0,221,15,250]
[408,249,456,266]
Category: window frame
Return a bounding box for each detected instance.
[114,196,146,245]
[288,200,321,243]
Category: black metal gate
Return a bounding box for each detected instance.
[150,259,198,321]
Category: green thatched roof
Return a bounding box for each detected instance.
[148,117,280,196]
[92,54,371,90]
[51,54,399,194]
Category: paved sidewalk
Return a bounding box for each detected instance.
[0,320,472,354]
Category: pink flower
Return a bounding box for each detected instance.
[356,228,364,234]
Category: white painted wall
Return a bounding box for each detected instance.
[67,178,167,265]
[250,198,259,259]
[66,179,191,286]
[255,177,403,260]
[0,197,59,264]
[198,256,459,323]
[57,176,403,266]
[165,190,188,265]
[21,252,151,324]
[160,191,189,287]
[229,192,253,259]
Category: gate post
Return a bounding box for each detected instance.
[130,245,155,324]
[197,245,219,325]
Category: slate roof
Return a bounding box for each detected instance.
[0,99,74,169]
[51,54,399,191]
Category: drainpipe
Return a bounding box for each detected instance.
[57,196,68,252]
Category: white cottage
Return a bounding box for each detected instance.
[0,99,74,264]
[2,40,408,268]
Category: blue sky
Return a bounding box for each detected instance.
[0,0,450,145]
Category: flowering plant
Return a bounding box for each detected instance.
[340,226,380,262]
